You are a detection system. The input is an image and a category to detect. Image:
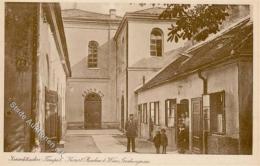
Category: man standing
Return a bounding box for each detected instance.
[125,114,137,152]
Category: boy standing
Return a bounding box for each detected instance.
[153,130,161,154]
[160,129,168,154]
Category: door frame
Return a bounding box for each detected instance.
[84,93,102,129]
[191,97,203,153]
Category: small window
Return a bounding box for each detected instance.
[150,28,163,57]
[143,103,148,124]
[210,91,225,134]
[88,41,98,68]
[165,99,176,127]
[150,101,160,125]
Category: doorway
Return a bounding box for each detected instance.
[84,93,101,129]
[175,99,189,150]
[191,97,203,153]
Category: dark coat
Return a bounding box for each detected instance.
[125,120,137,137]
[160,133,168,146]
[153,133,161,147]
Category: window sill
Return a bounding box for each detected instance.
[88,68,100,70]
[210,132,226,136]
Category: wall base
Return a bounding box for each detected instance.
[207,135,239,154]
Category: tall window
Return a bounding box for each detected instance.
[143,103,148,124]
[165,99,176,127]
[150,28,163,57]
[88,41,98,68]
[210,91,225,134]
[150,101,160,125]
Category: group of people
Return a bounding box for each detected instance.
[124,113,189,154]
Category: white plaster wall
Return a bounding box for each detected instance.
[38,9,68,140]
[128,69,160,116]
[64,23,116,67]
[137,63,239,140]
[128,20,187,67]
[115,24,127,127]
[48,25,67,138]
[206,63,239,138]
[67,79,118,126]
[64,21,119,128]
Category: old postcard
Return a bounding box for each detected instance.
[1,0,260,165]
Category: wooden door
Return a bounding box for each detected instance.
[191,97,203,153]
[84,93,101,129]
[45,88,58,151]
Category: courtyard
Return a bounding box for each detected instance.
[63,129,179,154]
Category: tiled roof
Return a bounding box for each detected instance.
[62,9,122,20]
[131,46,187,69]
[136,16,252,92]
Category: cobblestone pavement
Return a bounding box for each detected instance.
[63,129,181,154]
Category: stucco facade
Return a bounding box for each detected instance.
[115,8,188,130]
[63,9,121,129]
[137,63,240,149]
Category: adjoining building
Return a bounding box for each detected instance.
[135,16,253,154]
[4,3,71,152]
[114,7,189,131]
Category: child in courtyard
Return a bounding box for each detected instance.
[153,130,161,154]
[160,128,168,154]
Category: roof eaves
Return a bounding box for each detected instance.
[135,16,252,93]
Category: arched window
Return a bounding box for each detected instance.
[88,41,98,68]
[150,28,163,57]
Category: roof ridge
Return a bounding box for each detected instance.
[62,8,122,18]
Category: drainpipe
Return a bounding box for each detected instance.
[198,70,208,154]
[198,70,207,95]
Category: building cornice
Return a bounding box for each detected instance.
[62,17,122,25]
[128,67,161,71]
[68,77,110,83]
[44,3,72,77]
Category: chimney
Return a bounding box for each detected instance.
[109,9,116,19]
[142,76,145,85]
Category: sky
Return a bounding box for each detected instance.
[60,2,162,16]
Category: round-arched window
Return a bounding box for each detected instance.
[150,28,163,57]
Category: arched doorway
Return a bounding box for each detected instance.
[84,93,101,129]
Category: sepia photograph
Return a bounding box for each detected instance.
[1,0,259,165]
